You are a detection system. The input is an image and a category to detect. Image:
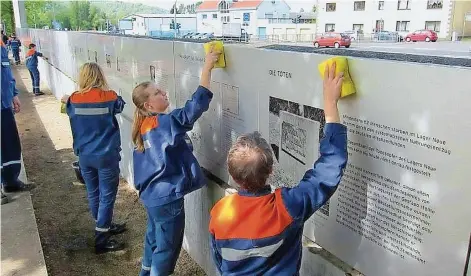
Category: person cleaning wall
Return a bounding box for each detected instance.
[209,62,348,275]
[25,43,47,96]
[130,47,220,275]
[8,34,21,65]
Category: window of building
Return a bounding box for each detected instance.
[354,1,365,11]
[218,1,229,13]
[265,13,274,18]
[202,14,207,19]
[212,14,217,19]
[397,0,410,10]
[396,21,410,31]
[353,24,364,31]
[425,21,441,32]
[325,23,335,32]
[378,1,384,10]
[326,3,336,12]
[427,0,443,9]
[243,12,250,21]
[221,16,230,23]
[376,20,385,31]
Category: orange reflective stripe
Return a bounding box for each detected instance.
[209,189,293,240]
[69,88,117,104]
[140,116,159,135]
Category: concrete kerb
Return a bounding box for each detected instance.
[1,155,48,276]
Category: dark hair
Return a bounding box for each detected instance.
[29,43,36,49]
[227,131,274,193]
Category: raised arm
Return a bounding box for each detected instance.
[168,46,221,131]
[281,62,348,222]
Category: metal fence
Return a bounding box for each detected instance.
[249,32,404,44]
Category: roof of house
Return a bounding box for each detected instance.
[197,0,263,11]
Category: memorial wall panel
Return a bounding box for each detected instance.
[20,29,471,276]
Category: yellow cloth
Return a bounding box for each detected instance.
[318,57,356,98]
[204,41,226,68]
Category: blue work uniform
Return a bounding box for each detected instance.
[133,85,212,276]
[8,38,21,64]
[1,44,23,189]
[209,123,348,276]
[25,48,43,95]
[66,88,126,246]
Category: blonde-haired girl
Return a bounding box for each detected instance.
[132,48,220,275]
[63,62,127,254]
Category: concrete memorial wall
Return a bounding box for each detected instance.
[16,28,471,276]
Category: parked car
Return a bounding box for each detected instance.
[200,32,214,40]
[343,30,364,41]
[189,32,201,39]
[374,31,402,42]
[313,32,351,48]
[182,32,195,39]
[405,30,438,42]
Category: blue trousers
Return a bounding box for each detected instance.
[12,49,19,64]
[79,153,120,246]
[140,199,185,276]
[1,108,22,188]
[27,66,40,94]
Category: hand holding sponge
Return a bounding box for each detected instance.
[204,41,226,68]
[318,57,356,98]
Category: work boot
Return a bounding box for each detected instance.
[2,180,29,193]
[110,222,127,235]
[1,191,9,205]
[95,239,125,254]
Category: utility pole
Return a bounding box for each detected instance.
[174,0,177,38]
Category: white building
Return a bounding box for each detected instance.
[122,14,197,36]
[316,0,454,38]
[196,0,316,38]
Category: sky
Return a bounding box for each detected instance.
[127,0,316,13]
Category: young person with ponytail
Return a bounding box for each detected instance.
[131,47,220,276]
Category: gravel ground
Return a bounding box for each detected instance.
[12,64,206,276]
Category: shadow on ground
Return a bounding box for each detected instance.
[11,65,205,276]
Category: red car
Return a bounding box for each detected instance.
[405,30,438,42]
[313,33,351,48]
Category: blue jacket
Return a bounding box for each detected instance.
[209,123,348,276]
[9,39,21,50]
[133,85,213,207]
[66,88,125,157]
[25,49,43,68]
[1,45,18,110]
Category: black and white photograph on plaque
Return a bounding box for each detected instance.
[268,96,330,216]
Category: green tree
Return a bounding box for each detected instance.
[178,3,186,14]
[89,6,106,30]
[0,0,15,34]
[186,1,202,14]
[312,5,317,13]
[69,1,91,30]
[25,0,52,29]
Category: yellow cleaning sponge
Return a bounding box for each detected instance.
[204,40,226,68]
[318,56,356,98]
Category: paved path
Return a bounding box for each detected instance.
[1,64,48,276]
